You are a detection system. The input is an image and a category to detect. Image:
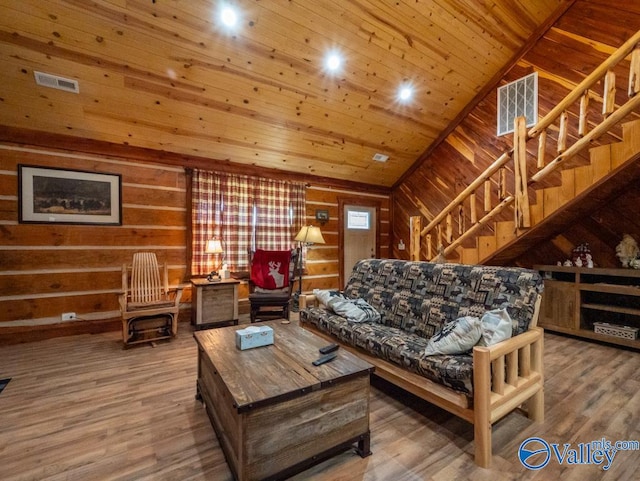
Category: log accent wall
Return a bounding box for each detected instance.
[0,142,389,343]
[0,144,188,342]
[303,185,391,291]
[392,1,640,265]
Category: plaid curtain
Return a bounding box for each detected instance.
[191,170,305,274]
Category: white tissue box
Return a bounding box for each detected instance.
[235,325,274,350]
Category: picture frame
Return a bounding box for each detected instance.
[315,209,329,224]
[18,165,122,225]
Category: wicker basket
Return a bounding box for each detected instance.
[593,322,639,340]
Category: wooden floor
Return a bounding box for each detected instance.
[0,320,638,481]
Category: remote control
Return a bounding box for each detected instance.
[312,352,337,366]
[319,343,339,354]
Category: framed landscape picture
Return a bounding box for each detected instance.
[18,165,122,225]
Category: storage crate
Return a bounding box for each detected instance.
[593,322,639,340]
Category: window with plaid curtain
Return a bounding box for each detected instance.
[191,169,306,275]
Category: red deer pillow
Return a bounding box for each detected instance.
[251,249,291,290]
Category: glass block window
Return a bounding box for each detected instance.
[497,72,538,136]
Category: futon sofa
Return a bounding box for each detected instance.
[299,259,544,467]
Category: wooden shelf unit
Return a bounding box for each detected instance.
[535,265,640,349]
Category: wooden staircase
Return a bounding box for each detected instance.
[410,30,640,266]
[459,119,640,265]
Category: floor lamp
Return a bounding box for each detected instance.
[293,225,325,311]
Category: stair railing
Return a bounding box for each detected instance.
[412,29,640,262]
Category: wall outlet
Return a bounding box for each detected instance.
[61,312,77,321]
[398,240,405,250]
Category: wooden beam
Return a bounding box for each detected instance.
[537,130,547,169]
[513,117,531,229]
[410,216,421,261]
[579,91,589,137]
[470,193,477,224]
[602,70,616,117]
[557,111,569,153]
[629,43,640,97]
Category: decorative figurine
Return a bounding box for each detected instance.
[616,234,639,268]
[585,253,594,268]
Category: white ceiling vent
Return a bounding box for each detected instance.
[372,153,389,162]
[34,71,80,94]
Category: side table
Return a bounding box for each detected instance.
[191,277,240,329]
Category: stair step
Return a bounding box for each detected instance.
[460,247,479,265]
[478,235,497,260]
[574,164,594,196]
[543,186,562,216]
[560,169,576,201]
[495,221,516,248]
[453,119,640,265]
[529,199,544,226]
[612,119,640,167]
[589,144,612,181]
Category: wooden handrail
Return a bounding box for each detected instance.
[528,30,640,138]
[420,151,512,237]
[416,29,640,262]
[443,196,514,255]
[531,93,640,183]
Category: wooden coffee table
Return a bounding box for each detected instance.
[194,320,374,481]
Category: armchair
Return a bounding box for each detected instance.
[119,252,183,347]
[248,249,297,323]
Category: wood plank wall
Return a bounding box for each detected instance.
[303,185,390,290]
[512,185,640,268]
[0,144,188,342]
[0,143,389,343]
[391,0,640,265]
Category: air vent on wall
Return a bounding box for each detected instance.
[372,153,389,162]
[34,71,80,94]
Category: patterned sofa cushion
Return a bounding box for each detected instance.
[300,306,474,394]
[301,260,543,396]
[342,260,543,337]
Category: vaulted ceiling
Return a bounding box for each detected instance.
[1,0,567,187]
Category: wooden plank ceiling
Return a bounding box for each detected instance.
[0,0,565,187]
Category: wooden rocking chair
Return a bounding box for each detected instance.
[119,252,183,347]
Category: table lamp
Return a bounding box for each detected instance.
[205,237,224,281]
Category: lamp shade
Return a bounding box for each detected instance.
[205,238,224,254]
[294,225,325,244]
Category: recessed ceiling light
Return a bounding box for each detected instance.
[398,85,413,102]
[325,52,343,72]
[220,6,239,28]
[372,153,389,162]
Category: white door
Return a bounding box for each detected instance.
[342,205,376,286]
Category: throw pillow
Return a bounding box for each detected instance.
[330,297,381,323]
[477,308,513,346]
[424,316,482,355]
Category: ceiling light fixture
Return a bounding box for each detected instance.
[398,85,413,102]
[220,5,239,28]
[372,153,389,162]
[325,52,343,72]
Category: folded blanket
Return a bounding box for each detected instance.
[313,288,380,323]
